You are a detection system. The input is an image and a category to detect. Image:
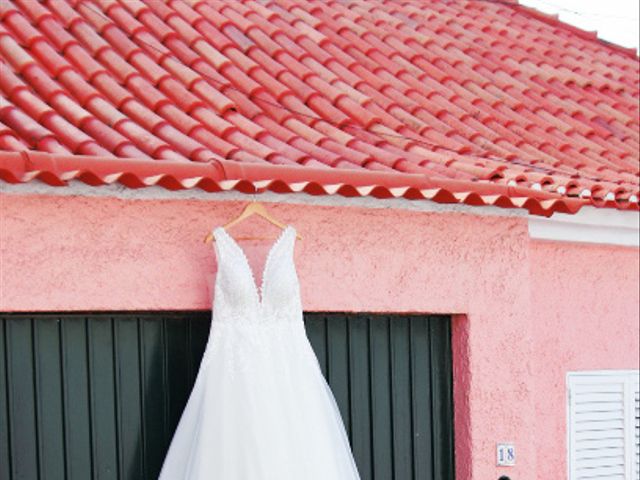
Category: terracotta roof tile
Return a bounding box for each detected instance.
[1,0,638,214]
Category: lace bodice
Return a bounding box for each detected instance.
[210,225,303,325]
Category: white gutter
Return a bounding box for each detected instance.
[528,206,639,247]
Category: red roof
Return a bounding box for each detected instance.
[0,0,638,216]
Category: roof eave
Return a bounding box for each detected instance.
[2,150,632,217]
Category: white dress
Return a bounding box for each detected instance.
[158,225,361,479]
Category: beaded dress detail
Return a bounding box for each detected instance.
[158,225,361,479]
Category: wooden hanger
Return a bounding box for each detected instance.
[203,201,303,243]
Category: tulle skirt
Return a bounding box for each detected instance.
[158,320,361,479]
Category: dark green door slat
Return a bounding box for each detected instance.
[164,318,189,441]
[390,318,414,480]
[61,317,92,480]
[430,319,455,480]
[114,317,143,480]
[304,317,327,377]
[410,318,433,480]
[34,317,65,480]
[348,316,372,480]
[0,312,454,480]
[327,314,351,438]
[6,317,39,480]
[1,318,12,480]
[139,317,165,480]
[369,317,394,480]
[87,316,119,480]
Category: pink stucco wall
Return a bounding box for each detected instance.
[530,240,640,479]
[1,192,638,479]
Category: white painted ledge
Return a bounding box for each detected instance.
[528,206,639,247]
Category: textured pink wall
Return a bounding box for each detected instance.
[1,193,531,316]
[2,192,638,479]
[530,240,640,479]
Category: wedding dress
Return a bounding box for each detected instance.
[158,225,361,479]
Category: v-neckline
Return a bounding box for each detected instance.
[215,225,292,306]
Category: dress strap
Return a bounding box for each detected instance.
[211,227,228,264]
[211,226,222,242]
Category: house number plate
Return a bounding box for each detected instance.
[496,443,516,466]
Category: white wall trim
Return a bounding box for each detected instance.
[567,369,640,377]
[529,206,639,247]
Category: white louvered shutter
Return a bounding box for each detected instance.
[568,371,640,480]
[634,379,639,480]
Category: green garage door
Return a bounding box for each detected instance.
[0,313,454,480]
